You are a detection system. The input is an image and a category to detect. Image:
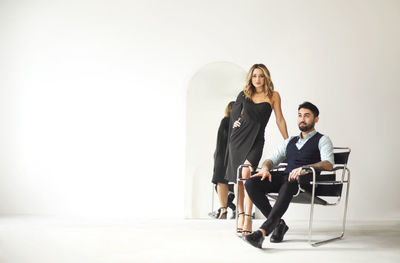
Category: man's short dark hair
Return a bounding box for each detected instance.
[298,102,319,117]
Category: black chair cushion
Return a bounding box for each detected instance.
[267,181,343,206]
[268,192,328,205]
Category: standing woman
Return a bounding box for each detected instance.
[211,101,235,219]
[225,64,288,235]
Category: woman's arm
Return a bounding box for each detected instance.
[271,91,289,139]
[230,91,244,122]
[214,118,228,157]
[229,91,244,130]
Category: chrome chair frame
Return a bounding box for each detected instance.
[236,147,351,246]
[300,165,350,246]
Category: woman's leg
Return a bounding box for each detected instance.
[242,160,254,234]
[235,160,253,234]
[217,183,229,219]
[235,181,244,232]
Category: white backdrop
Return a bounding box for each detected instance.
[0,0,399,220]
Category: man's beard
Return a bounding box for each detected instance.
[298,122,315,132]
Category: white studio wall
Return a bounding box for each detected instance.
[0,0,399,220]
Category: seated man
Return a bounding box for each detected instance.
[243,102,334,248]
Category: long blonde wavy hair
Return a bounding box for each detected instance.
[243,64,274,99]
[224,101,235,117]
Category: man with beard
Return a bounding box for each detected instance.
[242,102,334,248]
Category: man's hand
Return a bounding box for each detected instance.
[288,167,306,181]
[251,167,272,182]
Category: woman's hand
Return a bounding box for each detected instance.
[233,119,241,128]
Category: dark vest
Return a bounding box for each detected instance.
[284,132,323,174]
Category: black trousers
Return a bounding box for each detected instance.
[244,171,299,236]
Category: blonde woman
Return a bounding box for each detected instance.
[225,64,288,235]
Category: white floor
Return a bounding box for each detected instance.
[0,217,399,263]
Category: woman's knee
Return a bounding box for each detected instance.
[241,167,252,179]
[241,160,253,179]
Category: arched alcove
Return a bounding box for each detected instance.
[184,62,247,218]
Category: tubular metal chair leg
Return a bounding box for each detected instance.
[341,169,351,237]
[309,170,351,247]
[312,169,351,246]
[235,165,241,235]
[308,179,316,246]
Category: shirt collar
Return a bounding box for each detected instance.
[299,130,317,140]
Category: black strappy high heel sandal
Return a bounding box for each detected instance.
[241,214,253,235]
[218,207,228,219]
[237,212,245,233]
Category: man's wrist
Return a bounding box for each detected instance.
[262,160,272,170]
[262,162,268,170]
[301,165,312,175]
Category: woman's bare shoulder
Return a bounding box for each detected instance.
[271,91,282,104]
[272,90,281,97]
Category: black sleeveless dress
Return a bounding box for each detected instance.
[225,91,273,183]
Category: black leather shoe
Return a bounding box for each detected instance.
[243,230,264,249]
[270,219,289,243]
